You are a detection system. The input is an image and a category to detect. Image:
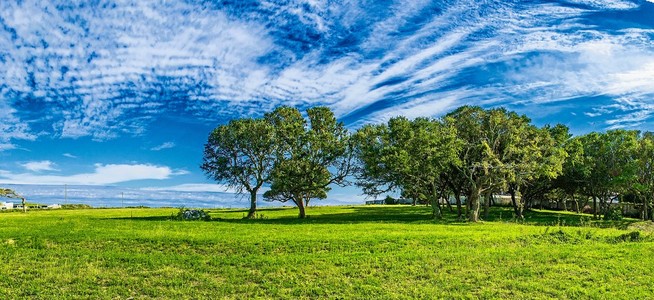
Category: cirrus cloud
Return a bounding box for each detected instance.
[1,0,654,147]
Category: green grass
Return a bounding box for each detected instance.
[1,205,653,299]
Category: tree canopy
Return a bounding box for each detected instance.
[263,106,354,218]
[201,117,276,219]
[202,104,654,222]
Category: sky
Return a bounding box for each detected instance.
[0,0,653,204]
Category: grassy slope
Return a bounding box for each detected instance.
[0,206,653,299]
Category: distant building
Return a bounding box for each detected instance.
[47,204,61,209]
[0,202,14,210]
[365,200,385,205]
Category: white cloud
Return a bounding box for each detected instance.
[21,160,58,172]
[63,153,77,158]
[141,183,257,194]
[1,0,653,142]
[566,0,638,10]
[0,163,184,185]
[0,143,17,151]
[142,183,270,194]
[150,142,175,151]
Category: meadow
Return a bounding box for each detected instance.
[1,205,653,299]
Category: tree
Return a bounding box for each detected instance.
[354,116,460,219]
[201,118,276,219]
[445,106,540,222]
[576,130,639,219]
[1,188,26,213]
[264,106,354,218]
[633,132,654,220]
[507,124,567,219]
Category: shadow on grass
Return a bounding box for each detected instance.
[109,216,174,221]
[482,207,640,229]
[106,205,641,229]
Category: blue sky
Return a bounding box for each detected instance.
[1,0,654,193]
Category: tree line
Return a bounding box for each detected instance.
[202,105,654,222]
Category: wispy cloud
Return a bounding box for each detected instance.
[150,142,175,151]
[62,153,77,158]
[21,160,58,172]
[1,0,653,145]
[0,163,185,185]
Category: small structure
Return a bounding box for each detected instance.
[1,188,26,212]
[365,200,385,205]
[0,202,13,210]
[47,204,61,209]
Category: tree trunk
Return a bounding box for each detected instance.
[431,197,442,219]
[468,186,481,222]
[430,184,443,219]
[445,193,453,212]
[455,191,463,220]
[297,199,306,219]
[572,193,580,213]
[510,188,523,220]
[22,197,26,213]
[245,190,258,219]
[483,191,491,220]
[592,195,598,220]
[644,196,648,221]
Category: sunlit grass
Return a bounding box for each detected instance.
[0,205,653,298]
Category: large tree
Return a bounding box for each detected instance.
[354,116,460,219]
[576,130,639,219]
[550,135,588,212]
[201,118,276,219]
[263,106,354,218]
[506,124,567,219]
[445,106,541,222]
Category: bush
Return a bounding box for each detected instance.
[604,206,623,221]
[384,196,397,205]
[614,231,641,242]
[174,208,211,221]
[61,204,93,209]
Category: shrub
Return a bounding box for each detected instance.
[61,204,93,209]
[604,206,623,221]
[614,231,641,242]
[174,208,211,221]
[384,196,397,205]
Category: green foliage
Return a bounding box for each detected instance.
[384,195,397,205]
[61,204,93,209]
[444,106,550,221]
[264,106,354,218]
[354,116,459,219]
[200,105,654,223]
[614,231,641,243]
[604,206,623,221]
[201,117,276,218]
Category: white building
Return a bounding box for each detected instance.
[1,202,14,210]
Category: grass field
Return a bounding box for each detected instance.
[1,205,653,299]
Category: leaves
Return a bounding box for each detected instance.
[263,106,354,213]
